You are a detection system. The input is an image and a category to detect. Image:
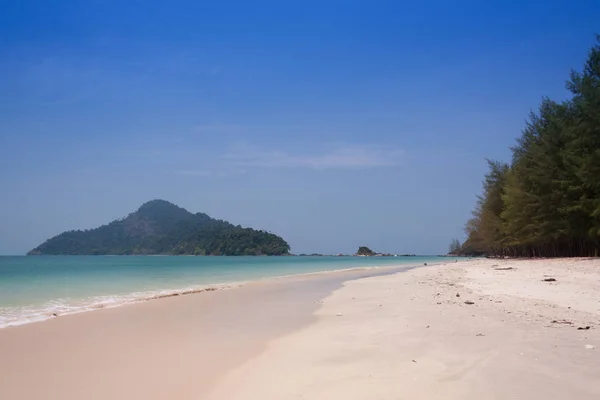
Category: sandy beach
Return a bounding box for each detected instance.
[1,259,599,399]
[0,266,408,399]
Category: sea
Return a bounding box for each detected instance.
[0,255,460,328]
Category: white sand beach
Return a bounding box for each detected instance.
[1,259,599,399]
[209,258,600,399]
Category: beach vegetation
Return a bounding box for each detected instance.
[461,37,600,257]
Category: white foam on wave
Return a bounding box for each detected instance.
[0,283,241,329]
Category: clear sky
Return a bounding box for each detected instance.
[0,0,598,255]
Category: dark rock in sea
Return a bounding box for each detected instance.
[355,246,376,256]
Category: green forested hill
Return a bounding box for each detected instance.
[28,200,290,256]
[461,37,600,258]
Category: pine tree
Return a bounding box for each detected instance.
[461,37,600,258]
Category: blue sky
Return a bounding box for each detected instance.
[0,0,598,255]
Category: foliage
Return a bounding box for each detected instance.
[448,239,462,255]
[28,200,291,256]
[462,37,600,257]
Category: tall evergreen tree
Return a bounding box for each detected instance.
[461,37,600,258]
[464,160,509,257]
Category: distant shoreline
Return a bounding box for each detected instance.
[23,253,425,257]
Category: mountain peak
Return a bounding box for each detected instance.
[137,199,179,211]
[135,200,190,220]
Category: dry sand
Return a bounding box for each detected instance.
[1,259,599,399]
[208,258,600,399]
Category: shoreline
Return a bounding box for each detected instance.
[0,262,422,399]
[2,258,594,399]
[0,259,451,329]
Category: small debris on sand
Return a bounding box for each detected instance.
[551,319,572,325]
[464,301,475,305]
[577,326,591,330]
[543,278,557,282]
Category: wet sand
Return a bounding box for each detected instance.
[0,265,413,400]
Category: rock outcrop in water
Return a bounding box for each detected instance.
[28,200,290,256]
[354,246,397,257]
[355,246,376,256]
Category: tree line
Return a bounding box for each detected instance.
[458,37,600,258]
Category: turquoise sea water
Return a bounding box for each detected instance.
[0,255,458,328]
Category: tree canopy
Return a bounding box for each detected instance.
[461,37,600,257]
[28,200,291,256]
[448,239,462,255]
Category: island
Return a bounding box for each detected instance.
[27,199,290,256]
[354,246,395,257]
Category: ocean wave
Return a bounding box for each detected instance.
[0,283,240,329]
